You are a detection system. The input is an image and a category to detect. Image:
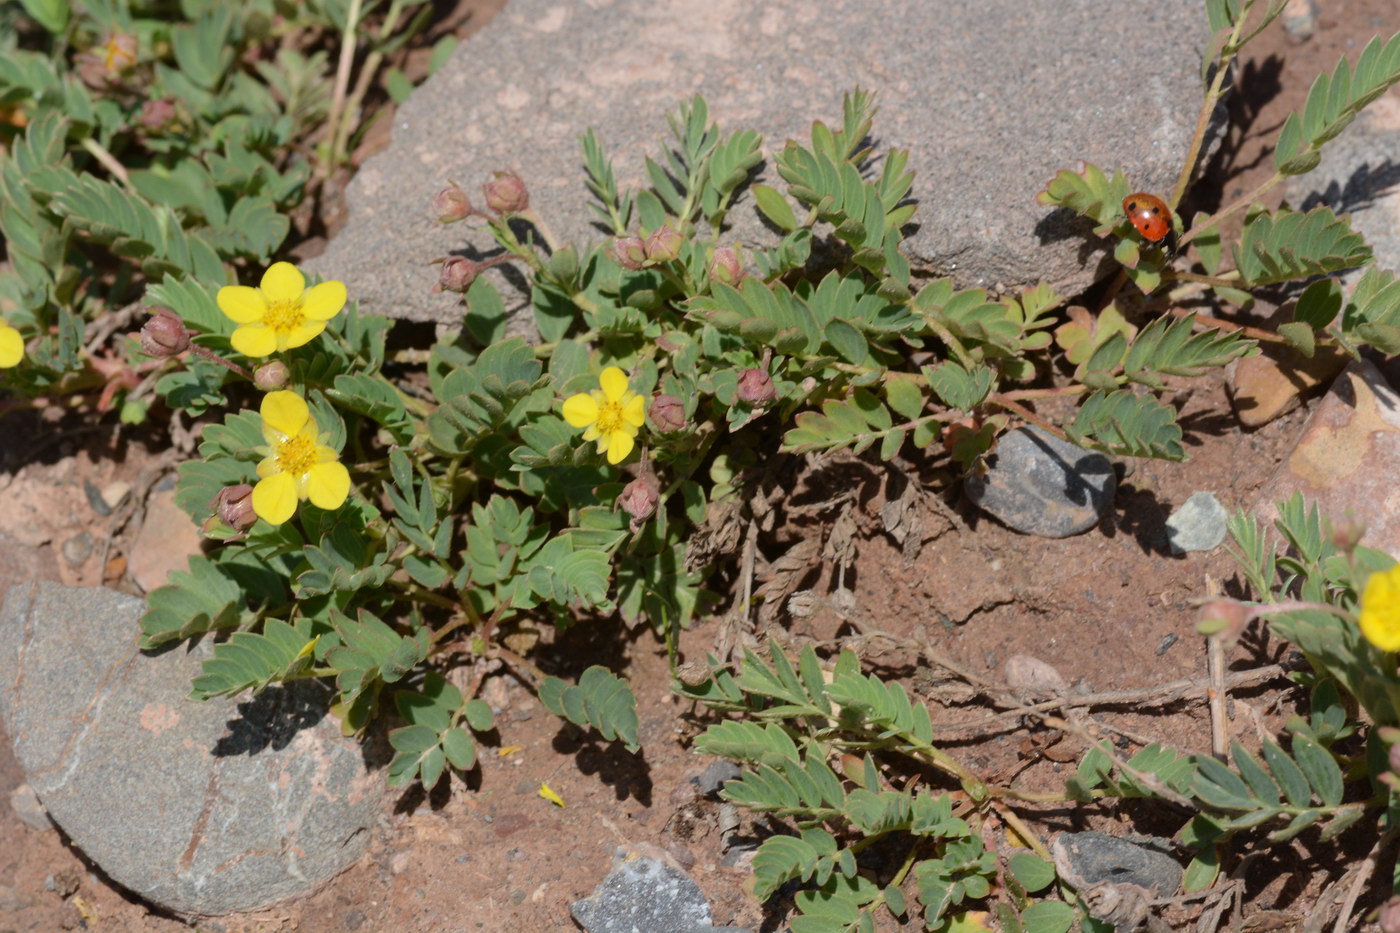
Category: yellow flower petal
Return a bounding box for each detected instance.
[622,393,645,427]
[252,472,298,525]
[0,325,23,368]
[300,281,348,322]
[261,390,311,437]
[598,366,629,402]
[279,320,326,351]
[305,461,350,510]
[538,782,565,808]
[1360,565,1400,652]
[605,430,635,464]
[230,323,278,358]
[260,262,305,302]
[582,425,601,442]
[216,285,267,324]
[562,392,600,428]
[255,456,279,479]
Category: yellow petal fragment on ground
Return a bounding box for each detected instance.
[538,782,565,808]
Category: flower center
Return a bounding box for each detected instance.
[262,298,304,334]
[595,400,627,435]
[275,434,318,477]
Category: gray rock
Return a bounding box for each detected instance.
[965,427,1116,537]
[1285,105,1400,273]
[1165,491,1229,553]
[9,782,52,831]
[1280,0,1319,41]
[571,848,718,933]
[694,760,742,799]
[306,0,1213,325]
[0,581,379,916]
[1051,831,1183,897]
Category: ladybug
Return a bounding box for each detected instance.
[1122,192,1172,242]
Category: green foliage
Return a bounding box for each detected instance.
[539,665,640,751]
[190,618,317,699]
[387,672,494,788]
[1233,206,1371,286]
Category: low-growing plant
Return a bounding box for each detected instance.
[2,0,1400,925]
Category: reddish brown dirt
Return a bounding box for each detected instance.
[2,3,1399,932]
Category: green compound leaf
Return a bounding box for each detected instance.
[190,618,317,700]
[539,665,639,751]
[387,672,489,789]
[1019,900,1076,933]
[325,372,413,443]
[1274,31,1400,174]
[825,667,933,745]
[1120,314,1255,388]
[721,752,847,815]
[1340,265,1400,352]
[1036,162,1131,233]
[139,554,247,648]
[427,337,547,453]
[1067,390,1185,460]
[782,389,897,457]
[694,720,800,766]
[753,183,798,231]
[924,360,995,410]
[1233,206,1371,287]
[1290,734,1344,807]
[752,828,842,901]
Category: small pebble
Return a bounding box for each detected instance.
[61,532,93,567]
[1165,492,1229,554]
[693,761,742,799]
[1156,633,1178,656]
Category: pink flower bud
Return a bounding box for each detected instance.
[1198,598,1251,643]
[736,368,775,405]
[708,246,743,285]
[210,484,257,532]
[433,184,472,223]
[617,475,659,531]
[136,98,176,132]
[253,360,289,391]
[1389,741,1400,776]
[650,394,687,433]
[643,225,684,263]
[139,307,190,357]
[612,236,647,271]
[436,256,480,293]
[1381,897,1400,933]
[482,171,529,214]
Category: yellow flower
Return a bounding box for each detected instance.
[0,321,22,369]
[252,390,350,525]
[561,366,645,465]
[1360,564,1400,652]
[216,262,347,358]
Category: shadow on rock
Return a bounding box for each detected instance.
[212,681,333,757]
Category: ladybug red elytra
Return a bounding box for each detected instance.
[1122,192,1172,242]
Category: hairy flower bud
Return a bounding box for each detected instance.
[77,33,139,89]
[139,307,190,357]
[650,394,687,433]
[643,224,683,263]
[736,367,775,405]
[708,245,743,285]
[210,484,257,533]
[436,256,480,293]
[433,184,473,223]
[1381,898,1400,933]
[253,360,289,391]
[617,474,659,531]
[136,97,176,132]
[482,171,529,214]
[612,236,647,271]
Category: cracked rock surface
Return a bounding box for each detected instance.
[0,581,378,915]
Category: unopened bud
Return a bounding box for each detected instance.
[139,307,190,357]
[433,184,472,223]
[210,484,257,533]
[436,256,479,293]
[650,394,687,433]
[253,360,289,391]
[1331,516,1366,554]
[137,97,176,132]
[1389,741,1400,776]
[617,475,659,532]
[736,368,775,405]
[1198,598,1252,643]
[1380,897,1400,933]
[612,236,647,271]
[643,224,683,263]
[482,171,529,214]
[77,33,138,88]
[708,246,743,285]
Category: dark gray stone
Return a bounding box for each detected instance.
[1052,831,1183,897]
[694,760,742,799]
[964,427,1116,537]
[305,0,1213,325]
[0,581,379,916]
[1165,491,1229,553]
[571,849,715,933]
